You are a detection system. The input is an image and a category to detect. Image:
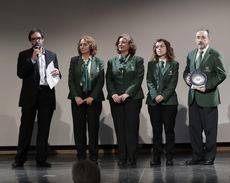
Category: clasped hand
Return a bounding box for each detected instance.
[112,93,130,103]
[75,97,94,106]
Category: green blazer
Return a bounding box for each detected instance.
[183,47,226,107]
[106,55,144,100]
[68,56,105,101]
[146,60,179,106]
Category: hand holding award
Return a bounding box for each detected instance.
[190,69,207,91]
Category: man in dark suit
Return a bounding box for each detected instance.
[12,28,60,168]
[184,29,226,165]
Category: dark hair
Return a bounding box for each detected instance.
[196,29,210,38]
[152,38,175,61]
[72,160,100,183]
[77,35,97,56]
[28,28,44,41]
[115,33,136,56]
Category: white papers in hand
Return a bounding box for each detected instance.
[46,61,60,89]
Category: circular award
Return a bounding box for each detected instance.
[190,70,207,87]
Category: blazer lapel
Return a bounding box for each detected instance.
[89,56,97,79]
[161,62,170,76]
[78,56,84,77]
[44,50,52,68]
[200,47,211,67]
[190,49,197,72]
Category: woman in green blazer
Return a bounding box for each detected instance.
[106,34,144,167]
[68,35,104,163]
[146,39,179,166]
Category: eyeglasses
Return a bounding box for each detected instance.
[31,37,42,41]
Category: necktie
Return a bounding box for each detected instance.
[196,51,203,69]
[83,61,89,92]
[160,61,165,73]
[158,61,164,91]
[161,61,165,68]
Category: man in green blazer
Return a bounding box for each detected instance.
[184,29,226,165]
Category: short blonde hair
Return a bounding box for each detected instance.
[77,35,97,56]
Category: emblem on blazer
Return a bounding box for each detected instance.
[130,65,135,71]
[204,66,211,72]
[96,66,100,73]
[168,70,173,75]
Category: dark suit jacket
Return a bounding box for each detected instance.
[17,48,59,109]
[106,55,144,100]
[146,60,179,106]
[183,47,226,107]
[68,56,105,101]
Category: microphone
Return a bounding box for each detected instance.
[33,44,43,58]
[33,41,42,50]
[33,45,40,49]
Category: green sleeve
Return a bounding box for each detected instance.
[106,60,116,97]
[68,58,78,99]
[146,62,158,100]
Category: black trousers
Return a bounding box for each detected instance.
[189,100,218,161]
[71,100,102,160]
[148,104,177,160]
[15,87,54,163]
[110,99,142,162]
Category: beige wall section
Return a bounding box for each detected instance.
[0,0,229,146]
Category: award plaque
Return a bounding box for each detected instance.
[190,70,207,89]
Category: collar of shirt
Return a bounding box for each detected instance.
[196,44,209,59]
[118,54,130,64]
[82,56,92,76]
[82,55,92,63]
[38,53,47,85]
[159,59,166,67]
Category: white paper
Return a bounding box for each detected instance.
[46,61,60,89]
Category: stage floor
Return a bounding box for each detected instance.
[1,152,230,183]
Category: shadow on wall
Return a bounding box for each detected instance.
[0,115,18,145]
[216,104,230,142]
[139,112,148,144]
[31,102,71,146]
[99,108,114,145]
[174,104,230,143]
[175,104,190,143]
[98,108,149,145]
[49,102,71,145]
[142,104,189,145]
